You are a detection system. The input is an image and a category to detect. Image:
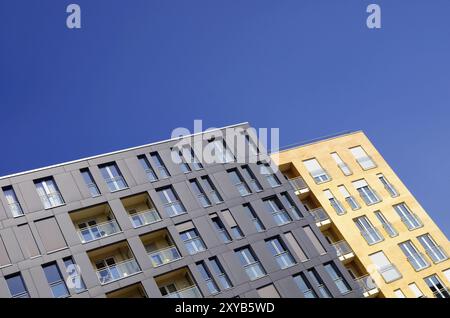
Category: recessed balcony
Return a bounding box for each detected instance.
[140,229,182,268]
[69,203,121,244]
[288,177,310,196]
[121,193,161,228]
[308,207,331,229]
[330,240,354,263]
[354,274,380,298]
[155,267,202,298]
[106,283,147,298]
[87,241,141,285]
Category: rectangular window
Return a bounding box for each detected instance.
[424,275,450,298]
[244,133,259,156]
[210,215,231,243]
[263,197,292,226]
[196,262,219,294]
[374,211,398,237]
[157,187,186,217]
[324,262,351,295]
[258,162,281,187]
[209,257,232,290]
[350,146,376,170]
[99,163,128,192]
[241,165,262,192]
[34,177,65,209]
[354,216,383,245]
[179,228,206,255]
[293,273,317,298]
[235,247,266,281]
[189,147,204,170]
[228,169,251,196]
[257,284,280,298]
[394,203,422,230]
[266,237,296,269]
[377,174,398,197]
[172,148,191,173]
[369,251,402,283]
[303,158,330,183]
[303,226,326,255]
[209,139,235,163]
[331,152,352,176]
[399,240,429,271]
[6,273,29,298]
[138,155,158,182]
[43,263,69,298]
[150,152,170,178]
[352,179,380,205]
[323,190,346,215]
[201,176,223,204]
[337,185,360,210]
[222,210,243,239]
[2,186,23,217]
[307,268,332,298]
[243,204,265,232]
[80,169,100,197]
[417,234,448,263]
[35,217,67,253]
[408,283,424,298]
[63,257,86,293]
[280,192,303,220]
[394,289,406,298]
[190,179,211,208]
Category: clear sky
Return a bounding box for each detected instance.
[0,1,448,236]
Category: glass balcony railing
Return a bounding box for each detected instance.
[8,202,23,217]
[129,209,161,228]
[357,156,377,169]
[164,285,202,298]
[378,263,402,283]
[40,192,65,209]
[406,252,430,271]
[148,246,181,267]
[331,240,353,258]
[433,287,450,298]
[309,208,329,223]
[288,177,308,191]
[355,275,378,294]
[309,169,331,184]
[104,176,128,192]
[243,262,266,281]
[425,245,448,263]
[274,251,296,269]
[96,258,141,285]
[400,214,423,230]
[271,209,291,226]
[360,228,383,245]
[78,220,120,243]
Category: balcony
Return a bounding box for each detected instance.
[87,241,141,285]
[331,240,354,263]
[69,203,121,244]
[121,193,161,228]
[141,229,182,268]
[155,267,202,298]
[288,177,310,195]
[309,208,331,229]
[355,275,379,298]
[106,283,147,298]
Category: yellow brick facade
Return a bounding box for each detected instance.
[273,131,450,298]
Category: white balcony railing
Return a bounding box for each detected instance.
[129,209,161,228]
[148,246,181,267]
[164,285,202,298]
[78,219,120,243]
[96,258,140,285]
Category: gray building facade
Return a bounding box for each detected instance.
[0,123,362,298]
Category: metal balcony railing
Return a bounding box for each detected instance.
[96,258,140,285]
[78,219,120,243]
[130,209,161,228]
[309,208,329,223]
[148,246,181,267]
[288,177,308,191]
[164,285,202,298]
[355,274,378,294]
[331,240,353,257]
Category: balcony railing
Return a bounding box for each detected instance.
[337,163,352,175]
[358,189,381,206]
[40,192,65,209]
[355,275,378,294]
[104,176,128,192]
[243,261,266,281]
[406,252,430,271]
[309,169,331,183]
[360,228,383,245]
[78,219,120,243]
[274,251,296,269]
[331,240,353,258]
[129,209,161,228]
[400,214,423,230]
[309,208,329,223]
[356,156,377,169]
[148,246,181,267]
[425,245,448,263]
[8,202,23,217]
[272,209,292,226]
[433,287,450,298]
[378,263,402,283]
[381,222,398,237]
[96,258,140,285]
[164,285,202,298]
[288,177,308,191]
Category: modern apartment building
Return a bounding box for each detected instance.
[0,123,362,298]
[273,131,450,298]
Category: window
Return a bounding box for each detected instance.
[80,169,100,197]
[303,226,326,255]
[257,284,280,298]
[190,179,211,208]
[6,273,29,298]
[394,289,406,298]
[34,177,65,209]
[138,155,158,182]
[258,162,281,187]
[157,187,186,217]
[189,147,204,170]
[43,263,69,298]
[63,257,86,293]
[209,257,232,290]
[235,247,266,281]
[408,283,424,298]
[399,241,429,271]
[307,268,331,298]
[211,215,231,243]
[280,192,303,220]
[99,163,128,192]
[303,158,330,183]
[444,269,450,284]
[394,203,422,230]
[352,179,380,205]
[243,204,265,232]
[374,211,398,237]
[222,210,243,239]
[179,228,206,255]
[196,262,219,294]
[417,234,448,263]
[241,166,262,192]
[150,152,170,178]
[354,216,383,245]
[337,185,360,210]
[0,236,11,267]
[323,190,346,215]
[324,262,351,295]
[243,133,259,156]
[293,273,317,298]
[172,148,191,173]
[209,139,235,163]
[35,217,67,253]
[201,176,223,204]
[331,152,352,176]
[350,146,376,170]
[2,186,23,217]
[377,174,398,197]
[266,237,296,269]
[369,251,402,283]
[263,197,292,226]
[228,169,251,196]
[424,275,450,298]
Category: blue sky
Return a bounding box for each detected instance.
[0,1,449,236]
